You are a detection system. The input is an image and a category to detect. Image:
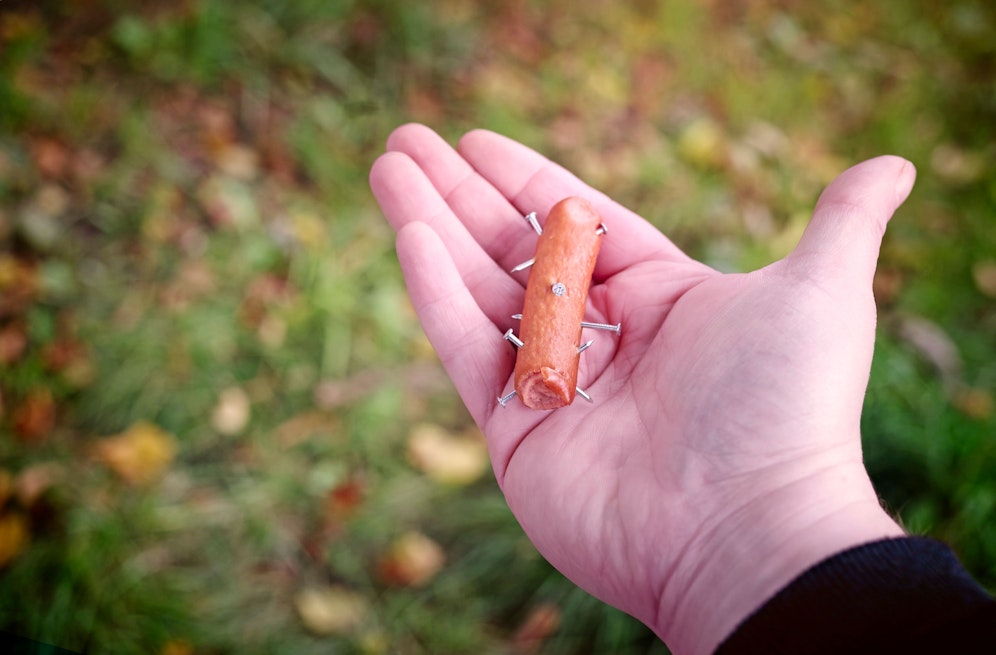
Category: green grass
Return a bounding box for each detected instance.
[1,1,994,653]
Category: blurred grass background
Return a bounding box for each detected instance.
[0,0,993,653]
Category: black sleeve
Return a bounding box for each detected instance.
[715,536,996,655]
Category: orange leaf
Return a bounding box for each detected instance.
[511,603,562,654]
[12,389,55,443]
[377,531,445,587]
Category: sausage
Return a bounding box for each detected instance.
[513,197,602,409]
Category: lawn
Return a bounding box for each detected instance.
[1,1,994,653]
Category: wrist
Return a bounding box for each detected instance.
[655,456,903,655]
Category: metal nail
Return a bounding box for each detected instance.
[577,339,594,353]
[580,321,622,334]
[510,257,535,273]
[498,390,518,407]
[575,387,593,403]
[524,211,542,235]
[503,329,524,348]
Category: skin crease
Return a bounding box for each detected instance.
[369,123,914,655]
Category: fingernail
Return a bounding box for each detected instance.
[895,158,917,205]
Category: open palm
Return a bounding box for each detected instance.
[370,124,913,654]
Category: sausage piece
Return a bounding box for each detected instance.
[514,197,602,409]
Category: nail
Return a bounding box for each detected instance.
[580,321,621,334]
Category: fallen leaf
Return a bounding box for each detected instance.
[931,144,984,185]
[406,423,489,486]
[294,586,369,636]
[676,117,727,169]
[43,337,95,389]
[378,531,445,587]
[953,388,993,420]
[211,386,251,436]
[95,422,177,486]
[0,511,29,568]
[15,462,63,507]
[30,136,70,179]
[325,475,366,522]
[12,388,56,443]
[0,470,12,508]
[0,322,28,365]
[0,254,38,319]
[159,640,193,655]
[972,261,996,299]
[215,143,260,180]
[511,602,562,654]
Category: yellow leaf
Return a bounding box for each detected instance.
[677,117,726,169]
[0,512,29,568]
[294,586,369,636]
[95,421,177,486]
[406,423,489,486]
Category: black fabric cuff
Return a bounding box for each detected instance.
[715,536,996,654]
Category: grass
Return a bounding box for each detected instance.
[1,1,994,653]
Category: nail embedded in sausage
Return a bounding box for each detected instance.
[512,197,603,410]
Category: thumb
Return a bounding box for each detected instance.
[786,155,916,285]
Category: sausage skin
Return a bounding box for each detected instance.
[514,197,602,409]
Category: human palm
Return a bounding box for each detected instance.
[370,124,914,654]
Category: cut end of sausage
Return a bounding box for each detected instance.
[517,367,574,410]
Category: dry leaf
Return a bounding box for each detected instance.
[0,470,13,508]
[972,261,996,299]
[159,640,193,655]
[378,531,445,587]
[30,136,70,179]
[0,254,38,319]
[0,322,28,365]
[12,388,56,443]
[406,423,489,486]
[15,462,63,507]
[95,422,177,486]
[930,144,984,185]
[214,143,260,180]
[0,512,29,568]
[294,586,369,636]
[211,386,251,435]
[953,388,994,421]
[511,602,562,654]
[325,476,365,522]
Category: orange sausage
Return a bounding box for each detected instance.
[514,197,602,409]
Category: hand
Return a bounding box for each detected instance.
[370,124,914,654]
